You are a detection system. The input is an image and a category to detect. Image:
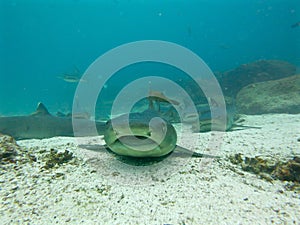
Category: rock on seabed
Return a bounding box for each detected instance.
[236,74,300,114]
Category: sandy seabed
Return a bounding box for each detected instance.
[1,114,299,225]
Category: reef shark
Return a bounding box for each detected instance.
[0,103,106,140]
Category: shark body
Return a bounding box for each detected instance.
[0,103,105,140]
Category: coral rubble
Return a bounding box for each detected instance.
[229,153,300,191]
[0,134,35,166]
[42,148,75,169]
[0,134,77,171]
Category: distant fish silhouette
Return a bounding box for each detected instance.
[148,90,180,105]
[147,90,180,112]
[291,21,300,28]
[57,75,83,83]
[57,67,86,83]
[219,44,230,49]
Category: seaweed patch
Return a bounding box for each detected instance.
[228,153,300,191]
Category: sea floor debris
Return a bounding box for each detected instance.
[0,134,36,167]
[228,153,300,191]
[0,133,79,172]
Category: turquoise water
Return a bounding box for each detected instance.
[0,0,299,116]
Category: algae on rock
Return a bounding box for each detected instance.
[228,153,300,191]
[219,59,296,96]
[0,134,35,166]
[236,74,300,114]
[42,148,75,169]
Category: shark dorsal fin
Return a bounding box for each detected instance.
[32,102,50,116]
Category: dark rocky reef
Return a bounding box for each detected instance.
[219,60,296,97]
[0,134,19,164]
[0,134,36,166]
[236,74,300,114]
[0,133,77,171]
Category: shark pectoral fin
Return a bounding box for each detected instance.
[174,146,221,158]
[192,152,221,158]
[172,146,194,157]
[230,124,262,131]
[78,144,107,152]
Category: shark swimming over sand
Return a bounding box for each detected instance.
[0,103,106,140]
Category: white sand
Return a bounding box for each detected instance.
[1,114,299,224]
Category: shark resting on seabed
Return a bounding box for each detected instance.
[0,103,106,140]
[0,98,260,140]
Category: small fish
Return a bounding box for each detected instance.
[57,74,85,83]
[57,67,86,83]
[57,74,83,83]
[219,44,230,49]
[182,112,199,123]
[148,90,180,112]
[291,22,300,28]
[148,90,180,105]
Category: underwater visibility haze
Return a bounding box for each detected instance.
[1,1,300,224]
[0,0,299,117]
